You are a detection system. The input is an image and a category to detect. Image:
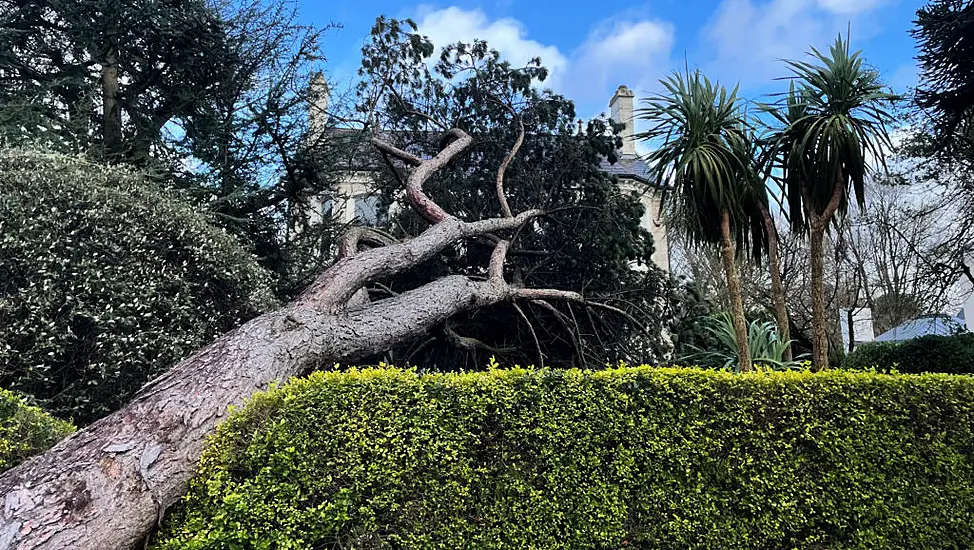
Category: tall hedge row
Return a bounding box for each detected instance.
[155,367,974,549]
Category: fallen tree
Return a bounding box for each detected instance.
[0,113,633,547]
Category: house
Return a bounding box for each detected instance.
[873,314,968,343]
[305,77,670,271]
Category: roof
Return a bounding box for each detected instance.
[873,314,968,342]
[599,154,658,187]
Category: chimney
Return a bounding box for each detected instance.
[610,85,636,156]
[308,72,329,143]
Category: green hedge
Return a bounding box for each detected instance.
[0,388,74,472]
[0,149,275,424]
[843,333,974,374]
[155,367,974,549]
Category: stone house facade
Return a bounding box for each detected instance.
[306,79,669,271]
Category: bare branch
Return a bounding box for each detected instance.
[530,299,583,367]
[494,101,524,218]
[379,150,407,187]
[489,240,510,282]
[301,209,545,310]
[443,320,515,354]
[371,138,423,166]
[407,128,473,223]
[338,226,398,259]
[513,302,543,367]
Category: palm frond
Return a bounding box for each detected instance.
[761,34,898,232]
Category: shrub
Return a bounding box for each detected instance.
[0,149,275,424]
[155,366,974,549]
[0,388,74,472]
[680,312,803,371]
[842,333,974,374]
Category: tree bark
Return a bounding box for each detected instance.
[0,125,599,549]
[0,274,531,549]
[759,203,792,362]
[804,171,845,371]
[719,209,752,373]
[101,48,122,156]
[809,227,829,370]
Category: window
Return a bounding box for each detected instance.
[354,194,384,226]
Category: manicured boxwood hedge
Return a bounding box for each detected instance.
[842,332,974,374]
[155,366,974,549]
[0,388,74,472]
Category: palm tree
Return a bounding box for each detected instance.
[764,35,896,370]
[637,70,757,372]
[737,134,793,361]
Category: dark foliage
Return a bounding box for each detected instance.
[353,19,674,369]
[842,332,974,374]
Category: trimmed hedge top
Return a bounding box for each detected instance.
[0,388,74,472]
[156,366,974,549]
[841,332,974,374]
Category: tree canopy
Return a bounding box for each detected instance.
[352,18,674,369]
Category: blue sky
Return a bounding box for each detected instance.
[299,0,921,120]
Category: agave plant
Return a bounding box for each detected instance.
[681,312,806,373]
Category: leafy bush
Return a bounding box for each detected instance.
[681,312,803,371]
[155,366,974,549]
[0,388,74,472]
[841,341,901,370]
[0,149,275,424]
[842,333,974,374]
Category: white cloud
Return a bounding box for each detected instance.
[816,0,885,15]
[410,5,682,139]
[412,6,677,121]
[568,18,675,106]
[701,0,890,88]
[414,6,569,88]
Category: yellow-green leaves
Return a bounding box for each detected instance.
[156,367,974,549]
[0,387,74,472]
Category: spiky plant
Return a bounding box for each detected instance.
[637,69,756,371]
[682,312,805,373]
[763,35,897,370]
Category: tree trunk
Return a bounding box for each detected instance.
[759,203,792,362]
[719,209,752,373]
[0,127,597,549]
[809,227,829,371]
[0,255,554,549]
[101,49,122,156]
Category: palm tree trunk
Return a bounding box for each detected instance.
[809,226,828,370]
[719,209,752,372]
[759,203,791,361]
